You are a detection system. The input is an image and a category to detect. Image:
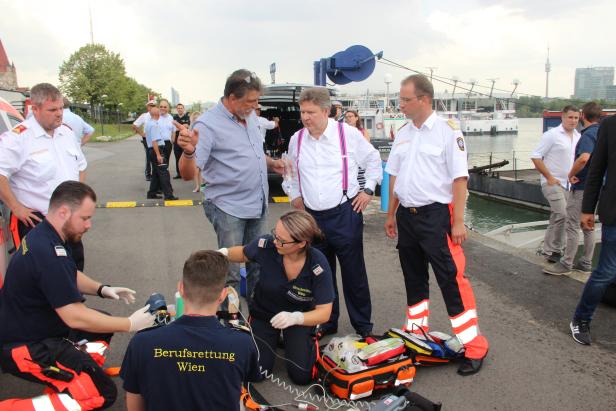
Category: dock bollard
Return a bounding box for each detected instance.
[381,161,389,212]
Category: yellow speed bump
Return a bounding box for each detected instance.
[105,201,136,208]
[272,196,290,203]
[164,199,194,207]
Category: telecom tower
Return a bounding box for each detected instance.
[545,46,551,98]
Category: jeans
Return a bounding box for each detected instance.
[574,224,616,322]
[541,184,567,254]
[203,200,266,301]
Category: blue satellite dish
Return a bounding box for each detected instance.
[315,45,383,86]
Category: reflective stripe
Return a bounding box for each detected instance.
[56,394,81,411]
[31,396,55,411]
[408,300,429,316]
[406,316,429,331]
[85,342,107,356]
[455,325,479,344]
[450,309,477,328]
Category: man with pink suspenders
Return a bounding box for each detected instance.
[287,87,382,338]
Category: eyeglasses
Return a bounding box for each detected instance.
[244,72,258,83]
[399,95,424,103]
[271,229,298,246]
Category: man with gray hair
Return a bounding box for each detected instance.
[177,69,284,301]
[0,82,87,270]
[287,87,382,338]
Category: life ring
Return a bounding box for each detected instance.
[376,122,384,130]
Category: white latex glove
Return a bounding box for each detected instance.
[270,311,304,329]
[217,247,229,256]
[101,286,136,304]
[128,304,156,332]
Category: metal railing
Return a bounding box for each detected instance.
[468,150,534,173]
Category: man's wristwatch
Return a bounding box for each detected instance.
[364,188,374,196]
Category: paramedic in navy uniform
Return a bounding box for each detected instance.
[120,250,260,411]
[287,87,382,338]
[221,210,335,384]
[384,74,489,376]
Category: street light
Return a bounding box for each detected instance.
[117,103,123,132]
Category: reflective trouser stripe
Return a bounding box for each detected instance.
[0,393,80,411]
[405,299,430,332]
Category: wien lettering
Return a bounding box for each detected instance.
[176,361,205,373]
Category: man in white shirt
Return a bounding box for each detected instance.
[0,83,87,269]
[288,87,382,338]
[531,106,581,264]
[384,74,489,376]
[62,98,95,146]
[255,104,279,143]
[132,100,157,181]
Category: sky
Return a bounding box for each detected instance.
[1,0,614,104]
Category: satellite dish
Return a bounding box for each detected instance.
[315,45,383,86]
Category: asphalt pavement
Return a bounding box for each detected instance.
[1,136,615,410]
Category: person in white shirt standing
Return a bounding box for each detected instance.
[288,87,382,338]
[255,104,279,143]
[62,98,95,146]
[0,83,87,270]
[531,106,581,264]
[132,100,157,181]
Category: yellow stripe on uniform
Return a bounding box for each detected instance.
[106,201,137,208]
[272,196,290,203]
[164,199,194,207]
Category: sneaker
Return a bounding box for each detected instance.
[546,252,563,264]
[572,261,592,274]
[570,319,591,345]
[542,261,572,276]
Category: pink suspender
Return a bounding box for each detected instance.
[296,122,348,199]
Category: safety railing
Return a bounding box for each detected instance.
[467,150,534,174]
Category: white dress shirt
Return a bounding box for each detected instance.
[133,112,151,128]
[62,109,94,144]
[257,116,276,142]
[0,117,87,215]
[385,112,469,208]
[159,114,175,142]
[287,119,382,211]
[530,124,580,188]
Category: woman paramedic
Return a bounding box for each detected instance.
[219,210,334,384]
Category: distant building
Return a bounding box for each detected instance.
[0,39,18,90]
[171,87,179,107]
[606,85,616,102]
[574,67,614,100]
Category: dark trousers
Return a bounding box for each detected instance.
[250,317,316,385]
[147,147,174,198]
[163,140,172,165]
[307,200,373,334]
[0,330,117,410]
[173,141,183,177]
[141,138,152,178]
[11,213,85,271]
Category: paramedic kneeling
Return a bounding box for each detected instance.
[0,181,155,411]
[221,210,335,385]
[120,250,260,411]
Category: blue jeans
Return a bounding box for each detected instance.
[574,224,616,322]
[203,200,266,301]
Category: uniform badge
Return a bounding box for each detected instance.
[12,124,27,134]
[21,238,28,255]
[447,119,460,131]
[312,264,324,276]
[456,137,465,151]
[55,245,67,257]
[258,238,268,248]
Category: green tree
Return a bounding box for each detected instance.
[59,44,127,112]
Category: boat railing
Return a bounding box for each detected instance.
[468,150,534,173]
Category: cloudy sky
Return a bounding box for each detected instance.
[1,0,613,103]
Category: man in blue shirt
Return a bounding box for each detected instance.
[544,102,601,276]
[63,97,95,146]
[144,106,177,200]
[176,69,284,300]
[121,250,260,411]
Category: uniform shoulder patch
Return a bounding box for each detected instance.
[12,124,27,134]
[258,238,268,248]
[456,136,465,151]
[312,264,324,276]
[55,245,68,257]
[447,119,460,131]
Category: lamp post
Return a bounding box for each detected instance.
[117,103,123,132]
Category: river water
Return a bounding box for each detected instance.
[464,117,547,233]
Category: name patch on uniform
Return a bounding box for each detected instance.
[258,238,268,248]
[456,137,465,151]
[312,264,324,276]
[55,245,67,257]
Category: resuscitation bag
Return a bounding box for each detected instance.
[316,335,416,401]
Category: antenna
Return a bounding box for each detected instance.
[467,79,476,97]
[426,66,437,81]
[511,79,520,97]
[314,45,383,86]
[89,3,94,44]
[545,45,551,98]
